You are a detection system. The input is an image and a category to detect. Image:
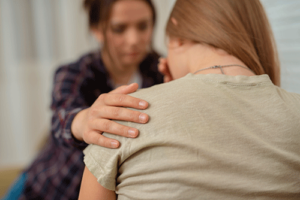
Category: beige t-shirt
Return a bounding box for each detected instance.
[84,73,300,200]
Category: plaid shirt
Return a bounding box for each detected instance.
[20,51,163,200]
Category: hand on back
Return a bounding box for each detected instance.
[71,83,149,148]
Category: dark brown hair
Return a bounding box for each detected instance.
[83,0,158,64]
[166,0,280,86]
[83,0,156,29]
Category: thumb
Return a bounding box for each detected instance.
[110,83,139,94]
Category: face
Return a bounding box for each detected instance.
[94,0,154,69]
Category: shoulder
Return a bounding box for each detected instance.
[274,86,300,100]
[128,76,198,127]
[130,76,189,102]
[101,76,193,134]
[273,86,300,110]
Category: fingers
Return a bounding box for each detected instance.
[91,119,139,138]
[158,57,173,83]
[98,93,149,109]
[110,83,139,94]
[164,76,173,83]
[158,58,168,74]
[97,106,149,124]
[84,119,140,149]
[84,130,120,149]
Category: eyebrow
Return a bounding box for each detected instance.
[110,18,152,26]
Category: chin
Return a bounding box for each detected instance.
[123,56,145,66]
[121,60,140,68]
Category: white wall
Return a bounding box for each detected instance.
[0,0,299,168]
[152,0,176,55]
[261,0,300,93]
[0,0,98,168]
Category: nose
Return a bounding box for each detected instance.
[126,28,141,47]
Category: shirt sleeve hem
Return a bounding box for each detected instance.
[84,148,116,191]
[64,107,89,150]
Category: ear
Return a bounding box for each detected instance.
[91,26,104,43]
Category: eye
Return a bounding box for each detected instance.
[137,22,149,31]
[111,25,126,34]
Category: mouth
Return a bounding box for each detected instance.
[126,52,140,57]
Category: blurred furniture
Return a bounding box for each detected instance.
[0,167,22,198]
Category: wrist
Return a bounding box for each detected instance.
[71,108,89,141]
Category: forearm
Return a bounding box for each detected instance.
[50,63,91,149]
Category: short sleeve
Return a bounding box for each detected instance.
[83,144,122,191]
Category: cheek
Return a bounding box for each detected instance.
[135,29,153,51]
[105,32,124,54]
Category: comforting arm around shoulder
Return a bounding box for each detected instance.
[79,167,116,200]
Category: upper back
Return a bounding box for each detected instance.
[98,73,300,199]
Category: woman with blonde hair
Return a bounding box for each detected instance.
[80,0,300,199]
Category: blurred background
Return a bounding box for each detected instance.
[0,0,300,193]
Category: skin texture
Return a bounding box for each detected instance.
[79,167,116,200]
[71,0,154,149]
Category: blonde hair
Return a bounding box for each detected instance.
[166,0,280,86]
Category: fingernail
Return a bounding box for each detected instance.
[111,141,119,148]
[128,129,137,137]
[139,114,147,123]
[139,101,147,107]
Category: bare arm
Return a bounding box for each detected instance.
[79,167,116,200]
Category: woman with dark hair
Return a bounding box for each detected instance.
[80,0,300,199]
[3,0,163,199]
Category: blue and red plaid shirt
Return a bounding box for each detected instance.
[20,51,163,200]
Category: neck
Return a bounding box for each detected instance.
[101,50,138,85]
[187,44,255,76]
